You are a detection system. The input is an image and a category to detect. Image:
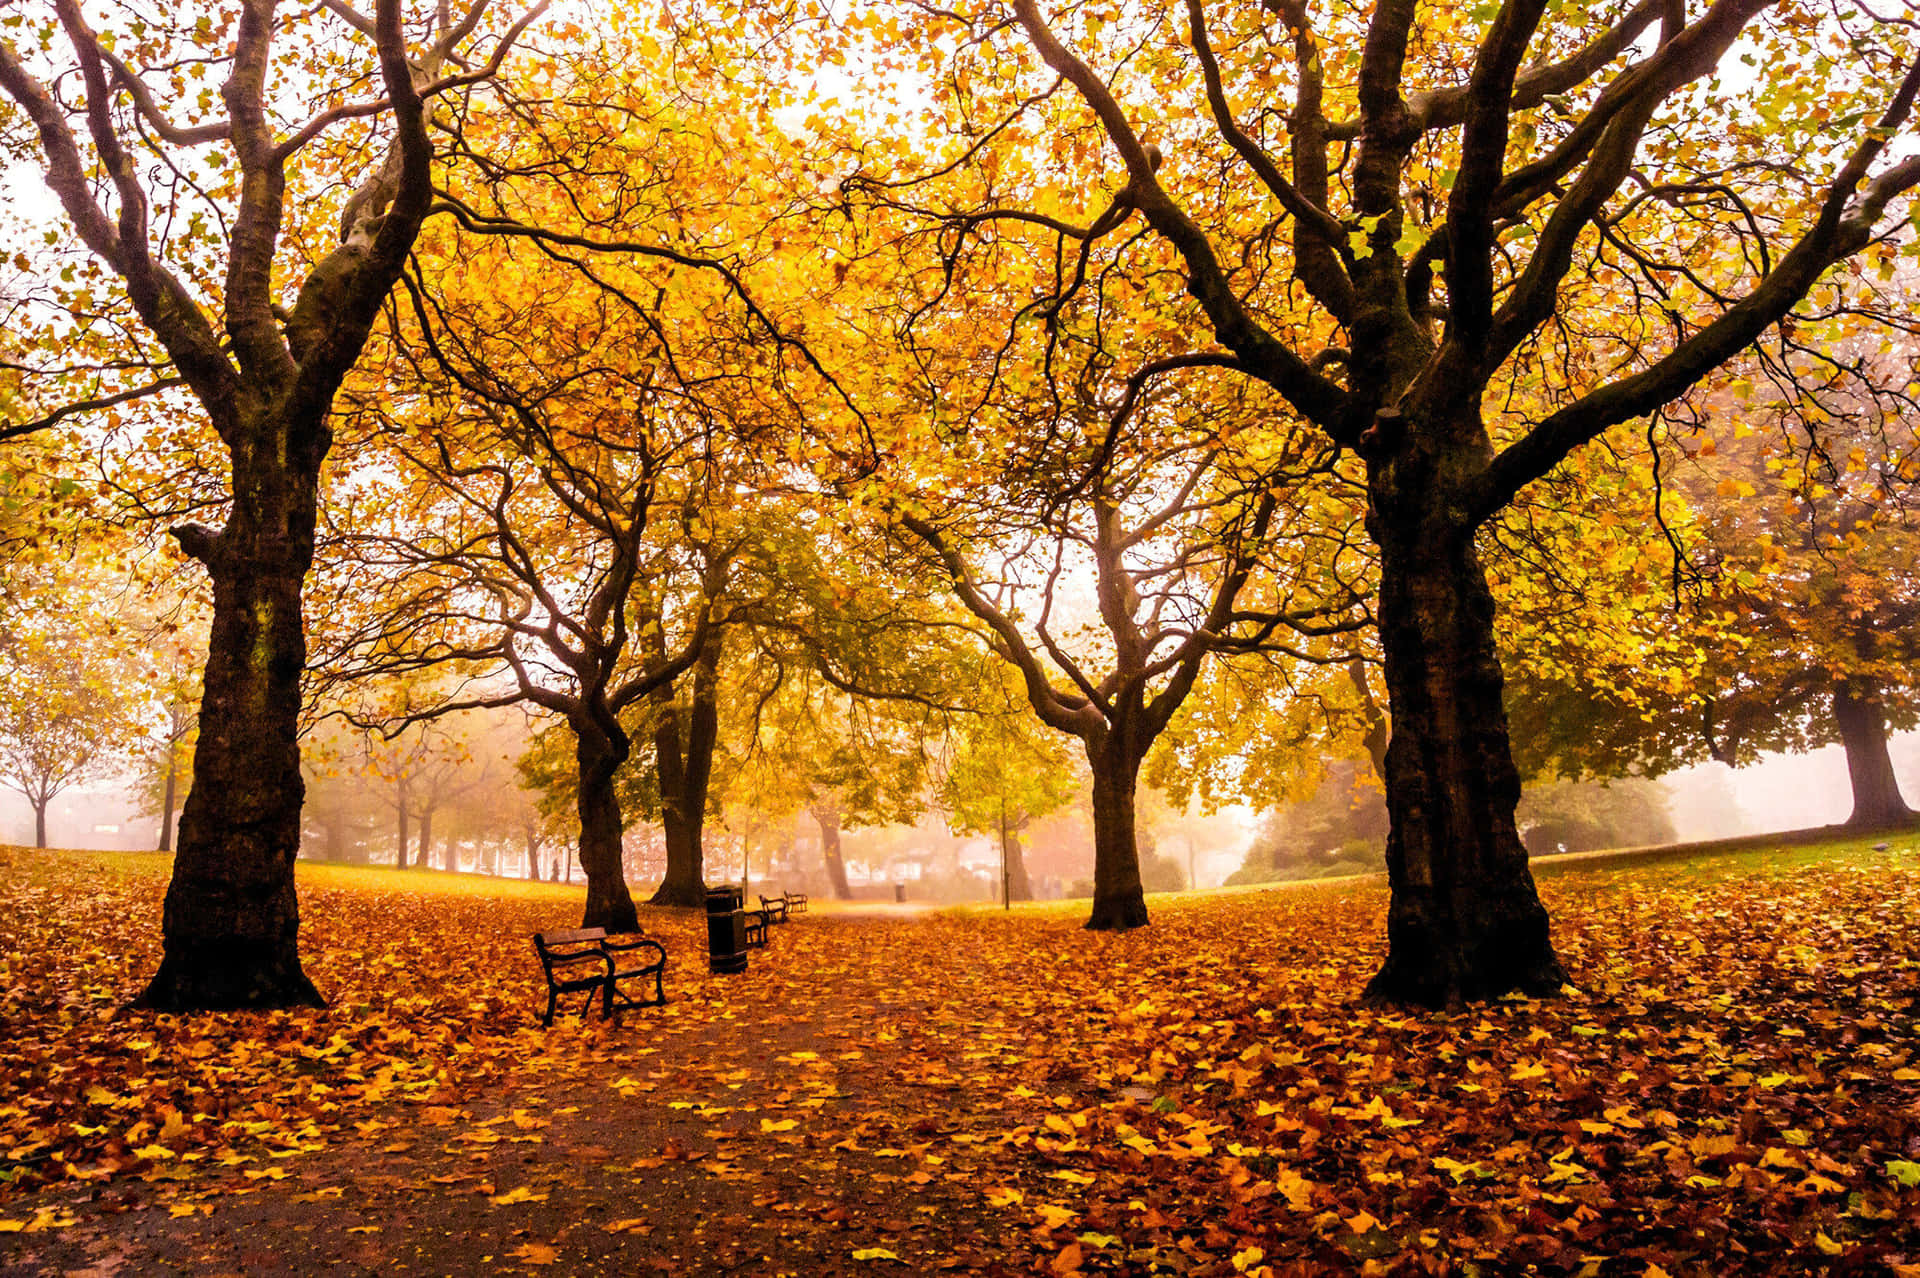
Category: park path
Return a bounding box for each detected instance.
[0,909,1091,1277]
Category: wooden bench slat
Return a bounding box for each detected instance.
[538,927,607,946]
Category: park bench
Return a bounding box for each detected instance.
[532,927,666,1026]
[743,906,769,948]
[759,890,806,922]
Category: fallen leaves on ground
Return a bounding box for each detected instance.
[1,844,1919,1275]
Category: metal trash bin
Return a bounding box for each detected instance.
[706,884,748,974]
[893,883,905,904]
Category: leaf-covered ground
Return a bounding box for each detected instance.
[3,839,1920,1276]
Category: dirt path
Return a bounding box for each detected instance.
[0,916,1075,1277]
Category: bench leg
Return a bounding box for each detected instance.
[543,988,558,1028]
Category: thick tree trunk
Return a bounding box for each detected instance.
[418,809,435,869]
[650,704,705,906]
[576,730,639,931]
[647,632,722,908]
[159,757,178,853]
[814,803,852,900]
[1363,518,1565,1007]
[998,813,1033,902]
[524,825,542,881]
[1834,678,1915,829]
[32,800,47,850]
[136,463,324,1009]
[1085,744,1148,930]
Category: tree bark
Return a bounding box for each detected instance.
[1834,677,1916,830]
[32,800,47,850]
[158,754,178,853]
[1363,508,1565,1007]
[523,824,542,881]
[998,812,1033,902]
[813,802,852,900]
[575,727,640,931]
[647,630,722,907]
[1085,742,1148,929]
[417,808,435,869]
[136,470,325,1009]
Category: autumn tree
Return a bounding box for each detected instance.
[1502,337,1920,832]
[0,0,546,1007]
[884,0,1920,1001]
[734,671,937,900]
[939,704,1077,904]
[1683,344,1920,829]
[884,377,1367,930]
[0,632,134,848]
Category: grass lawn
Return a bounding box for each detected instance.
[0,834,1917,1275]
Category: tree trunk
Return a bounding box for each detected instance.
[136,461,324,1010]
[417,809,435,869]
[650,702,704,905]
[814,803,852,900]
[1363,515,1565,1007]
[524,825,542,881]
[1834,677,1916,829]
[32,799,47,850]
[998,812,1033,902]
[395,777,410,870]
[647,631,722,908]
[158,754,178,853]
[576,729,639,931]
[1085,743,1148,930]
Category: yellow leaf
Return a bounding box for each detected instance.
[1814,1231,1845,1256]
[851,1247,901,1262]
[760,1118,799,1132]
[509,1242,558,1265]
[490,1185,550,1205]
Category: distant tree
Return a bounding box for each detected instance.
[1232,760,1389,885]
[0,632,134,847]
[1516,777,1675,856]
[939,706,1076,904]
